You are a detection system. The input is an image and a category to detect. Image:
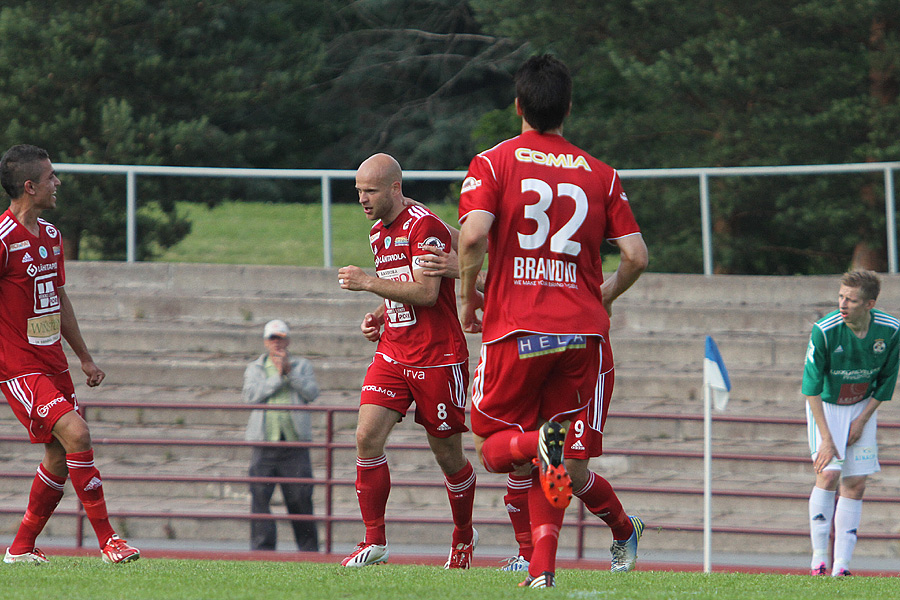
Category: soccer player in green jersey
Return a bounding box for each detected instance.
[802,270,900,576]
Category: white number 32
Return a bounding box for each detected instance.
[517,178,588,256]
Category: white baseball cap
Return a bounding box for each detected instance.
[263,319,290,339]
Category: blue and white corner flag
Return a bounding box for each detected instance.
[704,336,731,411]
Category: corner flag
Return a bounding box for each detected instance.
[704,336,731,411]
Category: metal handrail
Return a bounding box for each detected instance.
[5,401,900,555]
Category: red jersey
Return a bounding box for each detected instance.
[370,204,468,367]
[459,131,641,343]
[0,209,69,380]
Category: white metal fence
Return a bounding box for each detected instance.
[55,161,900,275]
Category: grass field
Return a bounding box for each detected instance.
[3,559,893,600]
[149,200,621,271]
[152,200,462,267]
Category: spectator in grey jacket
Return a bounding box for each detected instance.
[244,319,319,551]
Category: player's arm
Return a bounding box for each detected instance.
[58,286,105,387]
[600,233,648,316]
[338,263,441,307]
[458,211,492,333]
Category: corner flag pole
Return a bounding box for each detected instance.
[703,336,731,574]
[703,373,712,573]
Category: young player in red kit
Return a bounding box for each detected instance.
[458,55,649,588]
[337,153,477,569]
[0,144,139,564]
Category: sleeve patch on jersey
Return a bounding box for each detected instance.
[461,176,481,193]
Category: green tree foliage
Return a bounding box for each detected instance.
[310,0,528,172]
[0,1,325,259]
[471,0,900,274]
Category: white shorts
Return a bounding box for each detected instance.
[807,400,879,477]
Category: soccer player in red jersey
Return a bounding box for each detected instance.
[458,55,649,587]
[0,144,139,564]
[337,153,477,569]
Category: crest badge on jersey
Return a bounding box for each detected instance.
[384,236,392,249]
[39,246,48,259]
[874,339,886,353]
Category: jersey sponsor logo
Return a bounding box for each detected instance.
[418,236,445,252]
[22,252,33,263]
[513,256,578,287]
[836,382,869,405]
[9,240,29,252]
[375,252,405,266]
[36,395,67,418]
[27,313,61,345]
[620,192,629,203]
[461,176,481,193]
[52,245,60,256]
[369,231,381,244]
[834,345,844,353]
[362,384,397,398]
[874,339,886,353]
[517,334,587,359]
[505,503,521,513]
[514,148,592,171]
[437,422,451,431]
[570,440,586,451]
[394,236,409,247]
[33,274,60,314]
[403,367,425,380]
[26,262,57,277]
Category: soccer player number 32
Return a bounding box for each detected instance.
[518,178,587,256]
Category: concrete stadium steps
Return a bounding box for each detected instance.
[3,261,900,562]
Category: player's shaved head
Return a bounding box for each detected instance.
[358,153,402,188]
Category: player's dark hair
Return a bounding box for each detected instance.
[515,54,572,133]
[842,270,881,302]
[0,144,50,200]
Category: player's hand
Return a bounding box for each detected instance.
[813,440,839,474]
[361,312,382,342]
[460,290,484,334]
[82,361,105,387]
[338,265,369,291]
[419,245,459,279]
[847,416,867,446]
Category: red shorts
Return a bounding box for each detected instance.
[471,333,613,458]
[1,372,78,443]
[564,365,614,459]
[360,354,469,438]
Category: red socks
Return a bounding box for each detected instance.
[355,455,390,545]
[9,464,65,554]
[66,450,116,548]
[444,461,477,547]
[527,470,565,576]
[504,472,534,561]
[574,471,634,540]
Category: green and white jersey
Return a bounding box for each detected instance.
[802,309,900,405]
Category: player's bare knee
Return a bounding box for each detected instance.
[51,413,93,453]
